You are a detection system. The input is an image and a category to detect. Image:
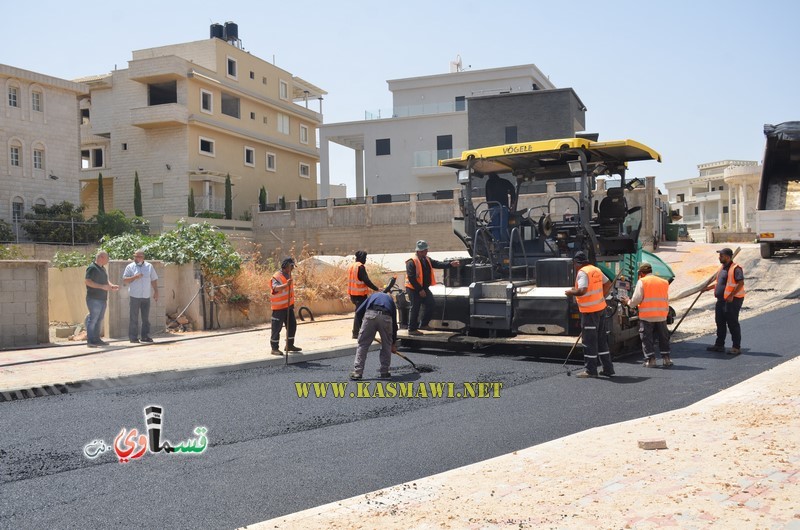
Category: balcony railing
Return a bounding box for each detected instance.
[197,197,225,213]
[365,101,464,120]
[413,148,465,168]
[131,103,189,129]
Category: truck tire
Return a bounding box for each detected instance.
[760,242,773,259]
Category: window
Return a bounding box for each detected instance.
[148,81,177,105]
[277,113,290,134]
[122,143,128,151]
[436,135,453,160]
[250,112,256,120]
[8,86,18,107]
[677,193,684,202]
[249,71,255,80]
[33,149,44,170]
[12,198,24,223]
[200,89,213,113]
[244,146,255,167]
[199,137,215,156]
[81,148,103,169]
[694,207,699,215]
[723,206,729,214]
[279,80,289,100]
[32,91,42,112]
[262,76,267,85]
[263,116,268,125]
[10,146,20,167]
[34,198,46,207]
[153,183,164,199]
[227,57,237,78]
[221,92,240,118]
[300,124,309,144]
[81,108,90,124]
[299,162,310,178]
[505,126,518,144]
[719,185,724,191]
[455,96,466,112]
[266,152,276,171]
[376,138,390,156]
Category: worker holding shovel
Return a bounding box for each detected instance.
[350,291,398,381]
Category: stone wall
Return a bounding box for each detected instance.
[0,261,49,348]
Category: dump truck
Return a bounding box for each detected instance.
[756,122,800,259]
[395,136,675,357]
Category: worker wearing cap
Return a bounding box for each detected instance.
[564,251,614,378]
[270,257,302,355]
[350,291,398,381]
[622,262,673,368]
[348,250,381,340]
[705,247,745,355]
[405,240,460,335]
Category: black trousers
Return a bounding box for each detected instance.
[407,287,435,331]
[639,320,670,359]
[715,297,743,349]
[581,310,613,375]
[271,307,297,348]
[350,295,368,337]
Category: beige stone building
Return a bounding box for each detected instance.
[79,26,325,228]
[1,64,88,236]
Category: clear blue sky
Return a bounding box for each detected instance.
[5,0,797,193]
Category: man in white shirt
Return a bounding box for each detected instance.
[122,249,159,343]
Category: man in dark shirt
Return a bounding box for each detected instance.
[348,250,381,339]
[485,172,516,243]
[405,240,460,335]
[84,251,119,347]
[705,247,745,354]
[350,291,398,380]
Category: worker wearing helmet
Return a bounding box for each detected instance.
[348,250,381,340]
[564,251,614,378]
[622,262,672,368]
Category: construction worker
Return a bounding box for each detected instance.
[350,291,398,381]
[622,262,673,368]
[348,250,381,339]
[270,257,302,355]
[405,240,460,335]
[485,172,516,243]
[705,247,745,355]
[564,251,614,378]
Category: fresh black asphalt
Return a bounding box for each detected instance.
[1,302,797,529]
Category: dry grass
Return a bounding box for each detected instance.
[223,243,392,307]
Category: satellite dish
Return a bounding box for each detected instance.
[450,54,463,73]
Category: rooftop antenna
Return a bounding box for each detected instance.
[450,54,463,73]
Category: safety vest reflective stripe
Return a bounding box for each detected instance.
[637,274,669,319]
[721,263,746,299]
[347,263,369,296]
[575,265,607,313]
[271,271,294,310]
[404,256,437,289]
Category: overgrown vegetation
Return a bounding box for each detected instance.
[0,219,14,243]
[0,245,26,260]
[19,201,148,244]
[52,250,95,269]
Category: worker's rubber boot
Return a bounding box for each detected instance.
[285,339,302,353]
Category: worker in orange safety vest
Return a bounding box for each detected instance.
[348,250,381,339]
[704,247,745,355]
[622,262,672,368]
[564,251,613,378]
[404,240,460,335]
[270,257,302,355]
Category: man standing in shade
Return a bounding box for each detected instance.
[123,249,159,343]
[348,250,380,339]
[485,172,516,243]
[622,262,672,368]
[270,257,302,355]
[564,251,614,378]
[350,291,398,381]
[84,250,119,347]
[405,240,460,335]
[705,247,745,355]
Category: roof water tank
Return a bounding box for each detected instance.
[210,23,224,40]
[224,21,239,41]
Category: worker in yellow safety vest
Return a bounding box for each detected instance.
[704,247,745,355]
[348,250,381,339]
[622,262,672,368]
[564,251,613,378]
[270,257,302,355]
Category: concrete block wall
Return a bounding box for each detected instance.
[0,260,49,348]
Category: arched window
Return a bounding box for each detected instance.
[7,80,21,108]
[12,197,24,223]
[35,198,46,207]
[9,139,23,168]
[32,142,45,170]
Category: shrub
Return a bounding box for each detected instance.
[21,201,95,244]
[0,245,26,260]
[0,219,14,243]
[52,250,94,269]
[196,211,225,219]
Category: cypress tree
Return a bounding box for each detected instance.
[188,189,196,217]
[224,173,232,220]
[133,171,143,217]
[259,186,267,211]
[97,173,105,215]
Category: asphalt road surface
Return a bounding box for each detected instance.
[1,303,798,529]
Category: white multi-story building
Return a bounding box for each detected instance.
[665,160,761,232]
[318,64,558,198]
[1,64,88,232]
[78,23,325,226]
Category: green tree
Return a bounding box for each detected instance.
[224,173,232,220]
[188,189,196,217]
[97,173,105,215]
[297,194,303,209]
[258,186,267,212]
[21,201,94,243]
[133,171,143,217]
[0,219,14,242]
